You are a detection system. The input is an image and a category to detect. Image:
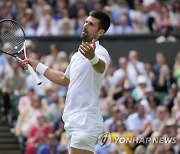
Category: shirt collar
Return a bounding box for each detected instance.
[95,41,99,46]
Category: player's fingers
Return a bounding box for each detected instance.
[85,42,93,50]
[80,44,88,52]
[83,43,91,50]
[91,39,96,49]
[78,47,86,55]
[79,45,86,53]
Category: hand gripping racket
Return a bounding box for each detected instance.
[0,19,42,85]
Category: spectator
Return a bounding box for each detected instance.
[99,86,111,119]
[104,106,124,132]
[156,25,177,43]
[46,93,62,126]
[37,133,59,154]
[53,0,67,21]
[41,85,55,111]
[16,16,36,36]
[111,0,129,24]
[144,62,156,88]
[172,92,180,126]
[164,83,178,112]
[95,143,119,154]
[36,5,59,36]
[153,105,169,132]
[115,13,133,35]
[0,55,13,89]
[147,95,159,119]
[42,43,59,67]
[174,133,180,154]
[127,50,146,88]
[109,77,125,101]
[173,52,180,88]
[123,96,136,118]
[134,145,146,154]
[164,118,177,138]
[15,95,41,137]
[108,149,119,154]
[132,75,148,101]
[2,60,25,95]
[111,120,134,154]
[156,6,173,32]
[112,57,129,88]
[156,64,176,92]
[15,95,41,150]
[153,52,166,83]
[126,103,152,137]
[75,8,88,35]
[32,0,48,25]
[58,18,75,36]
[25,113,52,154]
[133,18,150,34]
[17,88,35,114]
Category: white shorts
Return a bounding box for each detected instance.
[63,109,104,152]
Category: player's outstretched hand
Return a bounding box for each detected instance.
[79,39,96,60]
[19,58,38,71]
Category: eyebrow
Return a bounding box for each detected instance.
[85,19,94,26]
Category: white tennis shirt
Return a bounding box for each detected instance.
[63,41,110,121]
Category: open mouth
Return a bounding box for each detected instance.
[82,29,87,34]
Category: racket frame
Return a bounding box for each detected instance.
[0,19,42,85]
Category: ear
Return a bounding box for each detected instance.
[98,29,105,37]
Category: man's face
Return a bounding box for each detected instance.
[81,16,101,42]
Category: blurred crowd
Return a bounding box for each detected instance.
[0,38,180,154]
[0,0,180,154]
[1,0,180,36]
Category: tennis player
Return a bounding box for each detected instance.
[21,10,110,154]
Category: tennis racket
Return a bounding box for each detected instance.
[0,19,42,85]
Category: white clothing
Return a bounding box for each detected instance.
[63,41,110,120]
[65,108,104,152]
[156,35,177,43]
[63,41,110,152]
[112,69,126,86]
[126,112,152,133]
[127,61,146,87]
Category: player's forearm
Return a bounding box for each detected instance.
[44,68,69,87]
[92,58,106,73]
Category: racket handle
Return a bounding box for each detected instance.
[27,64,42,85]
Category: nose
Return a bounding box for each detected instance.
[83,22,88,29]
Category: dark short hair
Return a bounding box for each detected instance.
[89,10,110,33]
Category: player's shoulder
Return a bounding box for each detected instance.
[97,44,109,53]
[70,52,79,60]
[96,44,110,57]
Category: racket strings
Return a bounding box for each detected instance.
[0,20,25,55]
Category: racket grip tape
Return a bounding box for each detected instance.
[27,64,42,85]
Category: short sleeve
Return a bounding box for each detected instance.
[64,54,75,79]
[96,48,110,71]
[64,64,70,79]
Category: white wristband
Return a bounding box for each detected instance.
[36,63,48,75]
[89,55,99,65]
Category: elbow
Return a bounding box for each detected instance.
[96,67,105,73]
